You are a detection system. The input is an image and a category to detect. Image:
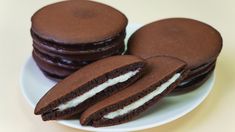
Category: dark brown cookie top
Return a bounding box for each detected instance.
[31,0,127,44]
[128,18,222,69]
[80,56,187,125]
[34,55,145,114]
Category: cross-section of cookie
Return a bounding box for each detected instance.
[80,56,188,127]
[34,55,146,121]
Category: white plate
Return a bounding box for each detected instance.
[20,24,215,132]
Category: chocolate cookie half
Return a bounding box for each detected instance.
[127,18,222,92]
[31,0,128,80]
[80,56,188,127]
[34,55,146,121]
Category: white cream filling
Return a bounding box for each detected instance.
[103,73,181,119]
[178,79,190,86]
[56,69,140,111]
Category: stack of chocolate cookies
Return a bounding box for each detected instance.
[32,0,223,128]
[31,0,127,80]
[127,18,222,92]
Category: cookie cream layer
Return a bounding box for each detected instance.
[103,73,181,119]
[56,69,140,111]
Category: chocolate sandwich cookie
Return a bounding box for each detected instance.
[34,55,146,121]
[31,0,128,80]
[127,18,222,92]
[80,56,188,127]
